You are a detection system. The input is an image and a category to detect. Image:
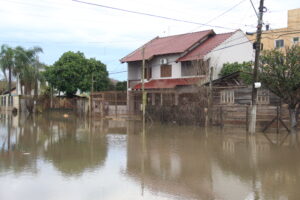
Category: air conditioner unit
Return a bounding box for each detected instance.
[160,58,168,65]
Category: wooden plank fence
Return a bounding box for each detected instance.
[212,105,291,132]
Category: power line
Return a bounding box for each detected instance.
[109,70,127,74]
[206,0,247,24]
[190,0,247,32]
[249,0,259,18]
[72,0,236,30]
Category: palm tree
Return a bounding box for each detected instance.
[14,46,43,95]
[0,45,14,99]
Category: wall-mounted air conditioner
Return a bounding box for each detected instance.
[160,58,168,65]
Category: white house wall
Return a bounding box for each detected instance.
[205,31,254,79]
[128,61,142,80]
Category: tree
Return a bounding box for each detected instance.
[115,81,127,91]
[0,45,14,96]
[14,46,44,95]
[219,61,253,84]
[44,51,110,97]
[0,45,44,96]
[259,46,300,133]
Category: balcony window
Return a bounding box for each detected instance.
[160,64,172,77]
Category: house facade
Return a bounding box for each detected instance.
[121,29,253,113]
[248,8,300,49]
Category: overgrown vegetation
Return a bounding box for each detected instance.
[259,45,300,133]
[115,81,127,91]
[219,61,253,84]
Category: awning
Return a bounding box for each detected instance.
[132,77,202,90]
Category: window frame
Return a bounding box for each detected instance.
[275,39,284,48]
[220,90,235,104]
[160,64,172,78]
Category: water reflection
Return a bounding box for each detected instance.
[0,112,108,176]
[0,112,300,200]
[126,125,300,200]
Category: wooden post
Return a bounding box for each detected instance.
[90,73,94,117]
[142,47,146,123]
[220,106,223,128]
[208,67,214,125]
[276,105,280,134]
[50,85,53,109]
[115,92,117,118]
[246,106,249,132]
[249,0,265,134]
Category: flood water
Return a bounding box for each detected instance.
[1,112,300,200]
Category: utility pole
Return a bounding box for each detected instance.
[208,66,214,125]
[249,0,265,134]
[89,73,94,117]
[141,46,146,126]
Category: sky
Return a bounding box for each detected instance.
[0,0,299,81]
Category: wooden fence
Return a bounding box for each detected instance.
[211,105,291,132]
[91,91,128,117]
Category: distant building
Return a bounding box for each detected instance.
[121,29,253,113]
[248,8,300,49]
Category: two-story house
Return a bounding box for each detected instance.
[121,29,253,113]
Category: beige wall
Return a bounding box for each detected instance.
[248,8,300,50]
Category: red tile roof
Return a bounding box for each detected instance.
[120,30,214,63]
[177,31,236,61]
[132,77,203,90]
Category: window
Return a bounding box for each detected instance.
[144,67,152,80]
[220,90,234,104]
[275,39,284,48]
[257,89,269,104]
[293,37,299,44]
[160,64,172,77]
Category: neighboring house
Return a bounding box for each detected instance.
[0,87,20,111]
[121,29,253,113]
[248,8,300,49]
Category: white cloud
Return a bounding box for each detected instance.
[0,0,299,80]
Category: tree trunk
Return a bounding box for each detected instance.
[25,86,34,113]
[289,107,297,134]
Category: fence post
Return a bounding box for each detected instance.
[246,106,249,132]
[276,105,280,134]
[220,106,223,128]
[115,92,117,118]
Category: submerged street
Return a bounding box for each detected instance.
[0,112,300,200]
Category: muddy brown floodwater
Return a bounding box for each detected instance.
[0,111,300,200]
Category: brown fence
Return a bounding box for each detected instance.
[212,105,291,132]
[91,91,128,117]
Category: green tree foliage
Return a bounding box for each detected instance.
[259,46,300,131]
[44,51,110,96]
[115,81,127,91]
[0,44,44,95]
[219,61,253,84]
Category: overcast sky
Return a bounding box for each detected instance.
[0,0,299,80]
